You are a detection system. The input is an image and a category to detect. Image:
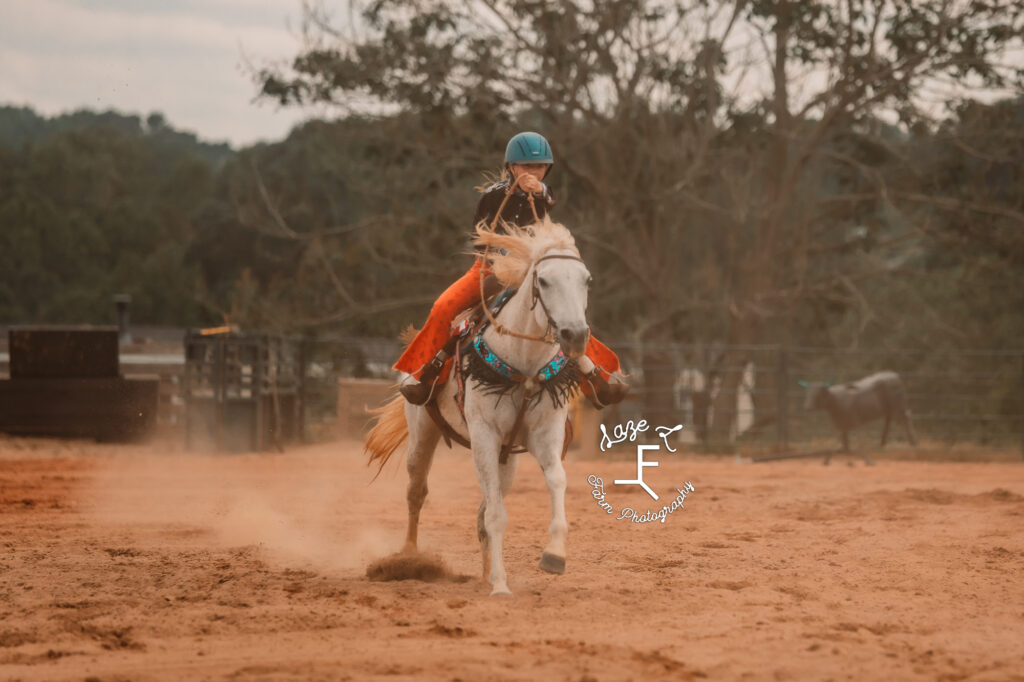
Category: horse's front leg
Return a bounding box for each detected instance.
[527,417,568,575]
[470,427,512,596]
[477,451,520,583]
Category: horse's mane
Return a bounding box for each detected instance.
[472,217,579,287]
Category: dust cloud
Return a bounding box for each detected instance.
[79,441,405,574]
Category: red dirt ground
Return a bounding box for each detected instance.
[1,435,1022,681]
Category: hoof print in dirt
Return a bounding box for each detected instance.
[539,553,565,574]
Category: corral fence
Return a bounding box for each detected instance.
[303,337,1024,456]
[606,342,1024,455]
[3,331,1020,456]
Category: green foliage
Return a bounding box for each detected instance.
[0,107,228,326]
[185,113,494,335]
[254,0,1024,357]
[252,0,1023,441]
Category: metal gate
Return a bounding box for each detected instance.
[183,330,302,452]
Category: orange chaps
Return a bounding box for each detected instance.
[393,260,620,385]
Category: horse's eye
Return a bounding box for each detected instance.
[538,277,548,288]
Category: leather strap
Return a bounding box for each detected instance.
[499,388,534,464]
[427,394,572,465]
[425,401,471,450]
[498,391,575,464]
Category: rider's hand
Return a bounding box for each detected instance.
[518,174,544,194]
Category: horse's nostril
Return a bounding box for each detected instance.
[560,328,573,341]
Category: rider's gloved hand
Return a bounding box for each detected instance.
[518,174,544,195]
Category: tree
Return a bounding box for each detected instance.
[0,107,227,326]
[187,114,496,334]
[257,0,1023,442]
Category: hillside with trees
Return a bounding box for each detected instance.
[0,107,231,325]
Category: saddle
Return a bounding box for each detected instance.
[422,274,575,462]
[454,273,508,339]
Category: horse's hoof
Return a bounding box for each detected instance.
[539,553,565,574]
[490,585,512,597]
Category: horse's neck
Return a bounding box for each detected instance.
[481,270,557,376]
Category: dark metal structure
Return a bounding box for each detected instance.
[183,330,303,452]
[0,327,159,440]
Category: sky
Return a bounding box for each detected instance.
[0,0,324,147]
[2,1,1021,149]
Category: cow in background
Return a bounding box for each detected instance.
[800,371,917,464]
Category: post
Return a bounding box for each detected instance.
[183,332,192,450]
[297,337,307,444]
[1020,354,1024,460]
[777,346,789,452]
[254,336,265,452]
[215,338,224,452]
[113,294,132,345]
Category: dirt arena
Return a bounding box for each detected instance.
[1,435,1022,681]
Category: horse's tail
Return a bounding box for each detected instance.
[365,392,409,480]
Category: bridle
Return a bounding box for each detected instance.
[528,253,590,343]
[480,250,588,344]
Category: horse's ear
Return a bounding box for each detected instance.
[796,380,809,388]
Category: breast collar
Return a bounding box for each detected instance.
[471,328,569,388]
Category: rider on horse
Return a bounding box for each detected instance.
[393,131,628,409]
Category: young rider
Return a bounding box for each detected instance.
[394,131,627,408]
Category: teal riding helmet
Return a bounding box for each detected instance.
[505,132,554,176]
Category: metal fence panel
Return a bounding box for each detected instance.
[314,338,1024,456]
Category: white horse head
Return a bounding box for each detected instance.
[530,249,591,358]
[474,217,591,359]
